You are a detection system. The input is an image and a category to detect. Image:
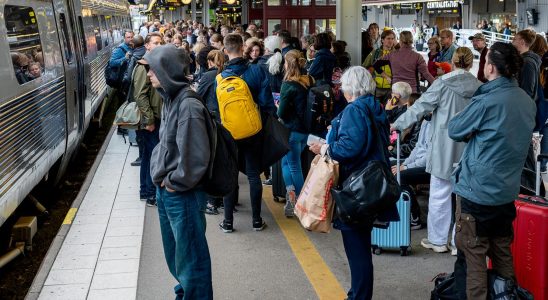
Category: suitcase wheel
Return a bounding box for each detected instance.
[371,245,381,255]
[400,246,411,256]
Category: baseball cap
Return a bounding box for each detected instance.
[468,33,485,41]
[434,62,452,74]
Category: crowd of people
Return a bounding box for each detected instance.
[108,18,548,300]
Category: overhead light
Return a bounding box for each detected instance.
[182,0,191,4]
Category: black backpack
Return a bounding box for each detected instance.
[305,83,335,137]
[182,90,239,197]
[105,46,129,89]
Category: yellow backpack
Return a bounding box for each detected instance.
[215,74,262,140]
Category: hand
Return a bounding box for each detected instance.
[145,124,155,132]
[391,164,405,175]
[436,67,445,76]
[309,142,323,155]
[166,187,176,193]
[125,52,131,59]
[388,146,394,151]
[381,72,392,84]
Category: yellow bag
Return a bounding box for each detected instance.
[215,74,262,140]
[295,154,339,233]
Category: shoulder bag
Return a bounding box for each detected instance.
[330,105,401,225]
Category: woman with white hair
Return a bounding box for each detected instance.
[386,81,413,123]
[257,35,284,93]
[310,66,398,300]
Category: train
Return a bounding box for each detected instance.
[0,0,131,227]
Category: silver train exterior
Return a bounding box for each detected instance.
[0,0,130,227]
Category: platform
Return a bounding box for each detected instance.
[29,128,459,300]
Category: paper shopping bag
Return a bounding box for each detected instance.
[295,154,339,233]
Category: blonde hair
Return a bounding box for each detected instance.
[283,50,307,83]
[207,50,226,74]
[192,42,207,55]
[452,47,474,70]
[399,31,414,45]
[428,37,441,52]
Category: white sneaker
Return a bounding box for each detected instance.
[421,238,448,253]
[451,247,458,256]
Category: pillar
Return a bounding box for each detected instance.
[242,0,249,25]
[191,0,197,22]
[336,0,362,66]
[203,0,210,25]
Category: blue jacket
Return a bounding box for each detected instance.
[327,94,391,182]
[109,42,132,67]
[308,48,336,85]
[449,77,536,206]
[328,94,399,227]
[219,57,276,114]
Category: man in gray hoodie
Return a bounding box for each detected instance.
[145,44,213,300]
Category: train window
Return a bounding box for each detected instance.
[4,5,44,85]
[78,16,87,58]
[92,15,102,51]
[100,15,109,47]
[59,13,74,64]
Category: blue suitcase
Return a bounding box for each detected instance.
[371,132,412,256]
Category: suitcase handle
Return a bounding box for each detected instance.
[396,131,401,184]
[535,154,548,196]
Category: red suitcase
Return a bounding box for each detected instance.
[508,153,548,299]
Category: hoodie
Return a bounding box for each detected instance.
[394,70,482,180]
[308,48,336,85]
[519,51,541,102]
[147,45,211,192]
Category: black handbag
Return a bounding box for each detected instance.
[238,113,290,174]
[330,106,401,225]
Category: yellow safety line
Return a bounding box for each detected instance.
[263,187,347,300]
[62,208,78,225]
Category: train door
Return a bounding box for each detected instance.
[52,0,79,149]
[65,0,86,134]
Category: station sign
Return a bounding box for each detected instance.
[426,0,460,15]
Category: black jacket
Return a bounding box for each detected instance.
[258,54,284,93]
[519,51,541,102]
[390,121,421,159]
[196,67,220,122]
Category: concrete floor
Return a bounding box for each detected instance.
[137,177,456,300]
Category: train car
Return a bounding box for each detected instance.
[0,0,131,227]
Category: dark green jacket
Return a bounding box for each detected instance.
[133,64,162,125]
[277,76,313,133]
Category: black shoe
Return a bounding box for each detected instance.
[219,220,233,233]
[205,204,219,215]
[411,216,425,230]
[131,157,141,167]
[252,219,266,231]
[262,178,272,185]
[146,198,157,207]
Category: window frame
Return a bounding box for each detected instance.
[4,4,46,85]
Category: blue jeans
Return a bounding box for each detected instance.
[156,187,213,300]
[281,131,308,195]
[340,224,374,300]
[137,123,159,199]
